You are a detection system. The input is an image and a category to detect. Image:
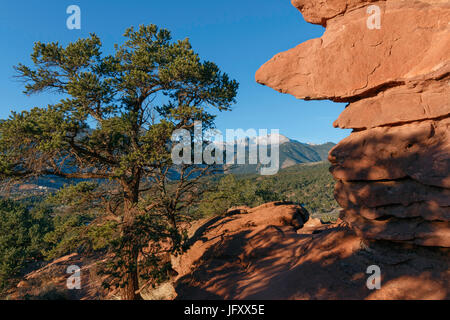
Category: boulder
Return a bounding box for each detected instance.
[172,203,309,279]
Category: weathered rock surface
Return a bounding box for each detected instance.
[291,0,378,26]
[333,78,450,129]
[330,118,450,188]
[256,1,449,102]
[355,202,450,222]
[174,203,450,299]
[334,179,450,208]
[4,253,116,300]
[256,0,450,247]
[344,209,450,247]
[172,202,309,278]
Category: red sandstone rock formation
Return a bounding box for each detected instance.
[172,202,309,279]
[174,202,449,299]
[256,0,450,247]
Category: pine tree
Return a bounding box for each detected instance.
[0,24,238,299]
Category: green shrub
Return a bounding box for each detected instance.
[0,199,51,289]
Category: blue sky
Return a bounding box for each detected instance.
[0,0,350,144]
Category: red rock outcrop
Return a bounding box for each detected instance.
[174,203,450,299]
[172,202,309,279]
[5,253,116,300]
[256,0,450,247]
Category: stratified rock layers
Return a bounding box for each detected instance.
[256,0,450,247]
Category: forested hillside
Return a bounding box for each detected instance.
[197,161,339,218]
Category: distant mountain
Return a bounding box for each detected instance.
[305,142,336,161]
[224,134,336,175]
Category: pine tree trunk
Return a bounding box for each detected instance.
[121,244,142,300]
[121,176,142,300]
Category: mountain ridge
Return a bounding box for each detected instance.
[226,135,335,174]
[6,136,335,193]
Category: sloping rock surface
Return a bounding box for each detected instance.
[174,203,450,299]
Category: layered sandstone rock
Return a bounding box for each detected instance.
[256,0,450,247]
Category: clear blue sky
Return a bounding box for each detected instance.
[0,0,350,144]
